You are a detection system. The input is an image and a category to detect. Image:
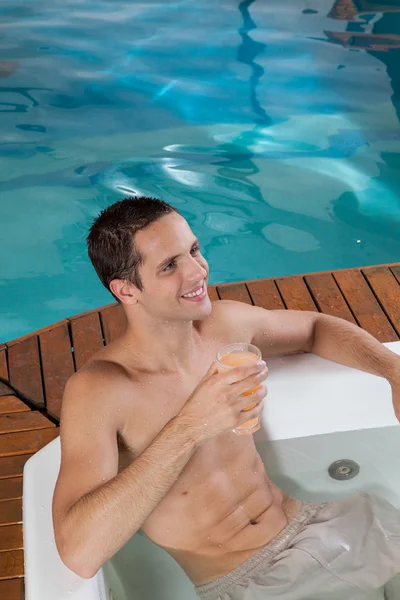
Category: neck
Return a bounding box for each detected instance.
[123,309,201,373]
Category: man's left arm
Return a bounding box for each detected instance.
[246,306,400,420]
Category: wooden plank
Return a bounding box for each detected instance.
[0,397,30,416]
[216,284,252,304]
[0,500,22,526]
[71,312,104,371]
[334,270,398,342]
[0,549,24,580]
[0,427,58,458]
[40,323,75,420]
[247,280,285,310]
[0,455,33,480]
[363,267,400,336]
[0,412,53,435]
[0,381,14,398]
[0,578,24,599]
[207,286,219,302]
[0,525,23,552]
[7,337,44,408]
[390,265,400,287]
[305,273,357,323]
[0,349,8,382]
[100,304,126,345]
[275,276,318,311]
[0,479,22,502]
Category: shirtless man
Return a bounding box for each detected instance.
[53,197,400,600]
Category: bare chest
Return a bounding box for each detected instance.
[117,351,265,506]
[118,346,221,460]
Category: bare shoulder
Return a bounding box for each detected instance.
[210,299,256,320]
[203,300,315,357]
[212,298,266,322]
[61,358,135,426]
[202,299,264,339]
[208,299,304,328]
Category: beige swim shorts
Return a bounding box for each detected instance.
[195,492,400,600]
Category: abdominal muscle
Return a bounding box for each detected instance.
[141,436,300,585]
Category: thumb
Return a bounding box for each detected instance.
[202,361,219,381]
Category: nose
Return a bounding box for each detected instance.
[185,256,207,283]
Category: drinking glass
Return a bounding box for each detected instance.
[216,342,264,435]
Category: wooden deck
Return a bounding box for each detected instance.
[0,384,58,598]
[1,262,400,597]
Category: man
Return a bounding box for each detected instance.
[53,196,400,600]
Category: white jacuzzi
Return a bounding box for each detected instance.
[23,344,400,600]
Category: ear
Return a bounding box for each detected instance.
[109,279,139,305]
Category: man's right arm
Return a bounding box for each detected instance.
[52,366,199,579]
[52,360,267,579]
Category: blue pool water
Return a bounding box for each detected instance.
[0,0,400,342]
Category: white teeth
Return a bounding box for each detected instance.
[183,285,203,298]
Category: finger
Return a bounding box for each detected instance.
[230,367,268,395]
[237,401,264,425]
[219,361,266,385]
[202,361,220,380]
[234,386,267,412]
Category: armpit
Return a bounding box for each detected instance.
[117,432,134,472]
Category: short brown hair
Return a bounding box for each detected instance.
[87,196,177,298]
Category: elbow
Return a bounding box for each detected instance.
[305,313,323,353]
[59,545,100,579]
[55,533,101,580]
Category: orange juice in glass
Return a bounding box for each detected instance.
[216,343,263,435]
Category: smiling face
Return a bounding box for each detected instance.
[133,212,212,321]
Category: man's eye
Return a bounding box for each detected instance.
[191,245,199,255]
[163,261,175,272]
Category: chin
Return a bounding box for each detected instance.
[191,297,213,320]
[176,297,211,321]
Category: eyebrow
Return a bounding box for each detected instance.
[156,239,199,271]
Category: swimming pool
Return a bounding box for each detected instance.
[1,0,400,342]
